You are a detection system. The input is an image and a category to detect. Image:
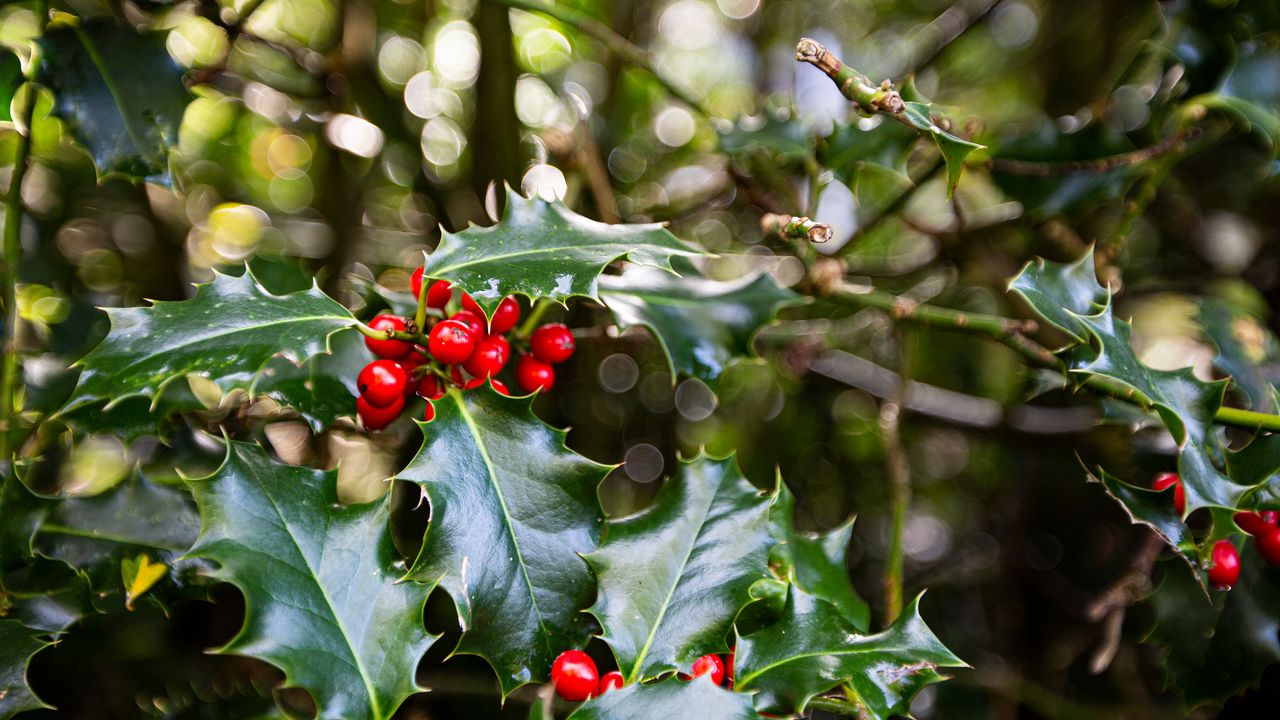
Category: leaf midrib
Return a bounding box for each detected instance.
[735,635,918,688]
[70,25,150,159]
[37,522,190,551]
[450,390,554,650]
[624,481,718,684]
[256,481,383,719]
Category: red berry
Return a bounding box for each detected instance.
[450,365,485,390]
[358,360,409,408]
[1259,528,1280,566]
[490,296,521,334]
[426,280,452,309]
[491,378,511,396]
[463,337,509,379]
[364,315,412,360]
[691,654,725,685]
[551,650,598,702]
[451,309,487,338]
[1208,540,1241,590]
[516,354,555,393]
[416,374,446,401]
[598,671,624,694]
[357,394,403,431]
[1235,510,1279,537]
[423,402,436,423]
[725,652,734,687]
[428,319,475,365]
[531,323,575,364]
[461,292,483,316]
[1152,472,1185,516]
[410,267,425,299]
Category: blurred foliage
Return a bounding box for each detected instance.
[2,0,1280,718]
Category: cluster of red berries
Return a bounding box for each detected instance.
[355,268,576,430]
[1152,472,1280,589]
[549,649,734,702]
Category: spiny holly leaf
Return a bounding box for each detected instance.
[900,102,984,195]
[567,677,763,720]
[0,620,53,716]
[38,19,190,178]
[1010,248,1251,512]
[256,327,367,431]
[734,587,964,718]
[186,441,433,720]
[768,481,869,631]
[60,269,354,416]
[398,389,610,696]
[1199,299,1279,413]
[421,186,702,317]
[586,455,777,683]
[1145,549,1280,708]
[599,264,803,387]
[820,119,917,184]
[33,474,198,607]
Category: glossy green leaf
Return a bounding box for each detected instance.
[421,187,702,316]
[586,455,777,683]
[399,390,610,696]
[1199,299,1279,413]
[0,50,19,123]
[33,475,198,605]
[735,587,964,718]
[719,115,812,166]
[820,119,917,184]
[1010,247,1251,512]
[900,102,984,194]
[60,270,354,416]
[599,264,803,387]
[768,481,869,631]
[568,677,763,720]
[1146,549,1280,708]
[186,441,433,720]
[256,327,367,431]
[38,20,190,177]
[0,620,53,716]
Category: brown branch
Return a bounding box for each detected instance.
[989,129,1198,177]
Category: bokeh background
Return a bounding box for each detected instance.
[3,0,1280,717]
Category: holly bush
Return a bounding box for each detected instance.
[2,0,1280,718]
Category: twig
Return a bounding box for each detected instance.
[989,130,1195,177]
[844,156,944,248]
[1083,531,1164,674]
[881,330,912,625]
[0,0,47,467]
[760,213,832,244]
[796,38,906,119]
[487,0,715,120]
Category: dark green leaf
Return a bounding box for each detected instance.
[257,328,367,431]
[421,187,702,316]
[719,116,812,166]
[186,441,433,720]
[38,20,190,177]
[398,390,610,696]
[0,50,19,123]
[599,265,803,387]
[0,620,53,716]
[900,102,984,194]
[820,119,917,184]
[568,677,762,720]
[1010,248,1251,512]
[586,455,777,683]
[735,587,964,718]
[60,270,354,417]
[1146,549,1280,708]
[1199,299,1279,413]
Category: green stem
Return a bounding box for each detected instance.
[413,275,430,333]
[515,298,554,338]
[796,38,910,123]
[486,0,716,120]
[881,330,912,625]
[806,697,864,716]
[352,321,422,344]
[0,0,47,468]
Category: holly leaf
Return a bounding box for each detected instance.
[33,474,199,606]
[186,440,433,720]
[0,50,19,123]
[586,455,777,683]
[1145,549,1280,708]
[734,587,964,718]
[256,327,368,431]
[121,553,168,610]
[567,677,763,720]
[599,264,803,387]
[421,187,702,316]
[719,115,812,167]
[398,389,610,696]
[900,102,984,195]
[0,620,53,717]
[38,19,190,178]
[59,269,354,417]
[1199,299,1280,413]
[1010,248,1251,512]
